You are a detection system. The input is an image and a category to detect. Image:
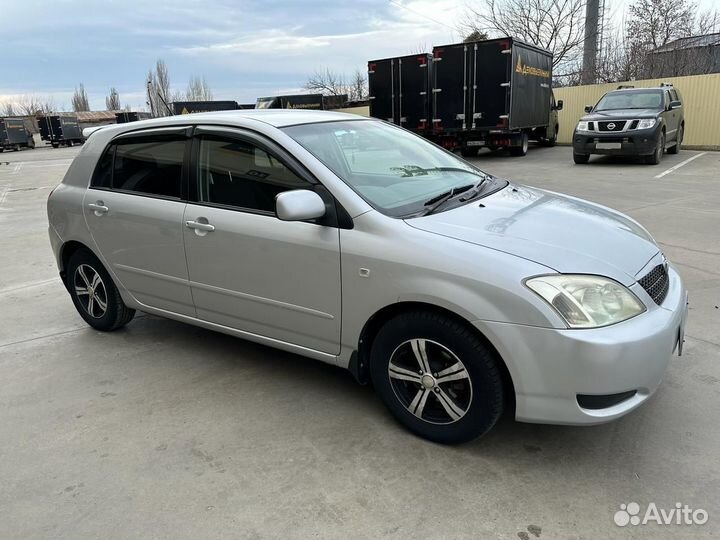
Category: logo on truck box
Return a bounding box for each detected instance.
[515,56,550,79]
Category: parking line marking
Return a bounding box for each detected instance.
[655,152,707,179]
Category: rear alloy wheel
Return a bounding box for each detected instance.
[646,132,665,164]
[668,125,683,155]
[573,152,590,164]
[67,249,135,331]
[370,311,504,444]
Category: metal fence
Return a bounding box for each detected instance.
[554,73,720,149]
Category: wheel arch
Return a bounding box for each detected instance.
[59,240,96,289]
[352,301,516,412]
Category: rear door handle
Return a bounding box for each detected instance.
[87,202,109,214]
[185,220,215,232]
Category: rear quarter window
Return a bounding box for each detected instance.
[91,147,114,189]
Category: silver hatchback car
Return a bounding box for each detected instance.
[47,110,688,443]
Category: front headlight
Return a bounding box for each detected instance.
[576,121,590,132]
[525,275,646,328]
[636,118,656,129]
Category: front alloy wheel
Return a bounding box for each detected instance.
[388,339,472,424]
[370,311,504,444]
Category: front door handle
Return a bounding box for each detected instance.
[185,220,215,232]
[87,202,109,215]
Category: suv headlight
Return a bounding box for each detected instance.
[576,121,590,132]
[525,275,646,328]
[636,118,656,129]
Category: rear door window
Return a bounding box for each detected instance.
[112,137,185,198]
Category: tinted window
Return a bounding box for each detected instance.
[595,91,663,110]
[91,147,114,188]
[197,136,309,212]
[113,137,185,198]
[670,89,679,101]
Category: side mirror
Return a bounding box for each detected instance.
[555,100,564,111]
[584,105,593,113]
[275,190,326,222]
[669,100,681,110]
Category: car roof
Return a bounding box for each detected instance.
[127,109,369,129]
[608,87,665,93]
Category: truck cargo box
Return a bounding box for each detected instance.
[255,94,347,110]
[0,117,34,150]
[37,115,83,146]
[432,38,552,133]
[368,53,432,132]
[173,101,239,115]
[115,111,151,123]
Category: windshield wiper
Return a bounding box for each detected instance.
[420,183,475,216]
[390,165,487,178]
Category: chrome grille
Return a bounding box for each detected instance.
[598,121,626,132]
[638,263,669,305]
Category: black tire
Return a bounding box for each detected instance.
[509,133,529,156]
[370,311,504,444]
[668,125,683,154]
[51,143,59,148]
[573,152,590,164]
[646,132,665,164]
[460,146,480,157]
[66,249,135,331]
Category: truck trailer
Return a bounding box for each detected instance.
[115,111,152,123]
[0,118,35,151]
[431,37,562,156]
[37,115,84,148]
[368,53,433,135]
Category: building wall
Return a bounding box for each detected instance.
[554,73,720,149]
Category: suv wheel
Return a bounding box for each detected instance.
[66,249,135,331]
[370,311,504,444]
[646,132,665,165]
[573,152,590,164]
[668,125,683,155]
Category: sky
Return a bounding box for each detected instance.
[0,0,716,111]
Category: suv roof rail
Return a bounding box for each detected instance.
[660,82,674,87]
[617,84,635,89]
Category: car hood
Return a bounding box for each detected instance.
[406,184,659,285]
[582,108,659,121]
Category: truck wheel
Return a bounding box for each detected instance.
[509,133,529,156]
[67,140,73,148]
[573,152,590,164]
[461,147,480,157]
[51,143,59,148]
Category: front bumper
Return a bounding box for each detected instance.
[573,126,659,156]
[477,264,688,425]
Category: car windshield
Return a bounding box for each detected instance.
[594,91,663,111]
[283,120,496,217]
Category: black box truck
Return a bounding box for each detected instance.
[173,100,239,115]
[368,53,433,133]
[115,111,151,123]
[255,94,347,110]
[431,37,562,156]
[37,115,84,147]
[0,118,35,151]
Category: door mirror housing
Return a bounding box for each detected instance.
[669,100,681,110]
[275,190,326,222]
[584,105,593,113]
[555,100,564,111]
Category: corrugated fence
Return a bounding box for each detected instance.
[554,73,720,149]
[337,73,720,149]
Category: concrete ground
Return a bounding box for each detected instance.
[1,143,718,540]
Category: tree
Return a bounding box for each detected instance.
[105,87,120,110]
[72,84,90,112]
[305,68,368,101]
[463,30,489,42]
[146,59,172,116]
[2,102,16,116]
[462,0,586,70]
[185,76,213,101]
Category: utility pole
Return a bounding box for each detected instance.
[582,0,600,85]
